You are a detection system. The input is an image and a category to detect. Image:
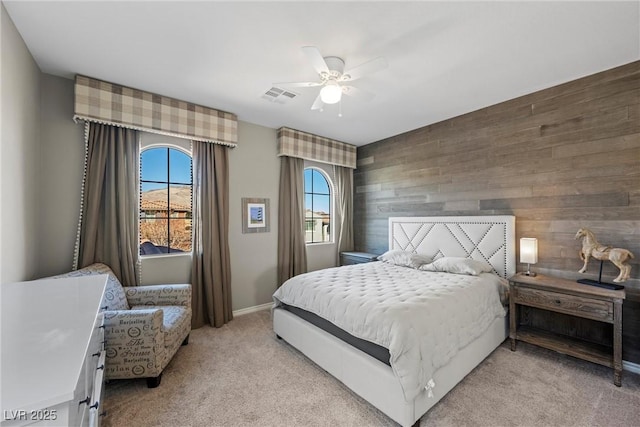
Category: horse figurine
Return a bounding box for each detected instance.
[575,228,634,283]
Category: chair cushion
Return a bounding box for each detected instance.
[53,263,129,310]
[131,305,190,351]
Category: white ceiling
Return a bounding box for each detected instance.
[4,1,639,146]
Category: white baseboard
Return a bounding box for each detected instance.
[623,360,640,375]
[233,302,273,317]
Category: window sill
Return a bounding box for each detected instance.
[306,242,335,247]
[140,252,192,260]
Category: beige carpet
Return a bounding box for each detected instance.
[103,310,640,427]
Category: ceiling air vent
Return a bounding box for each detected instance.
[261,87,298,104]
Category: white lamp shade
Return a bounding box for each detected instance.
[320,81,342,104]
[520,238,538,264]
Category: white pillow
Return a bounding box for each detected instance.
[377,250,432,269]
[419,257,493,276]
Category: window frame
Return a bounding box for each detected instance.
[139,143,193,256]
[303,166,334,245]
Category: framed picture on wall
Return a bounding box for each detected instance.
[242,198,270,233]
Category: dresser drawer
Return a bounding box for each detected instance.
[85,314,105,391]
[79,313,105,427]
[514,286,613,322]
[88,353,106,427]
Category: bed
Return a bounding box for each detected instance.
[272,216,515,426]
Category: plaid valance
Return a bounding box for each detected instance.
[74,75,237,147]
[277,127,356,169]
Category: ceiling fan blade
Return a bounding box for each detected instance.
[302,46,329,74]
[311,93,324,110]
[342,85,376,102]
[342,57,388,81]
[274,81,323,88]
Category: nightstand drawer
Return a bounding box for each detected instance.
[514,286,613,322]
[509,273,624,386]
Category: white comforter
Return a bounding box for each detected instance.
[273,261,507,402]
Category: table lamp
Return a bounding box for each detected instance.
[520,237,538,277]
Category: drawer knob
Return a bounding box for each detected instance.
[79,396,91,406]
[90,402,99,410]
[97,364,105,371]
[100,305,109,311]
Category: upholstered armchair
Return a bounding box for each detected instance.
[51,263,191,388]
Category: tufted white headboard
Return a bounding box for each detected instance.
[389,216,516,278]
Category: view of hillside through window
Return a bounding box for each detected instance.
[140,147,192,255]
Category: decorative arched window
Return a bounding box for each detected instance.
[304,167,332,243]
[140,146,193,255]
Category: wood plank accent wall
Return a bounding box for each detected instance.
[354,61,640,363]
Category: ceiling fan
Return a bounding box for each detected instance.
[276,46,388,113]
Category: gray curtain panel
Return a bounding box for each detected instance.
[277,156,308,286]
[334,165,354,264]
[191,141,232,328]
[78,122,140,287]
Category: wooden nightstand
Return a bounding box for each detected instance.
[509,273,625,386]
[340,251,378,266]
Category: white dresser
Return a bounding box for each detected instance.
[1,275,108,427]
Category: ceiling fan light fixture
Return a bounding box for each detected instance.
[320,81,342,104]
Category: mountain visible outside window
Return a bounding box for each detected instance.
[140,147,192,255]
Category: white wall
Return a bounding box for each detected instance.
[137,123,283,312]
[37,96,195,283]
[0,0,339,301]
[228,121,280,310]
[30,81,287,310]
[37,74,85,277]
[140,253,192,286]
[0,4,42,284]
[136,122,340,309]
[34,97,284,310]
